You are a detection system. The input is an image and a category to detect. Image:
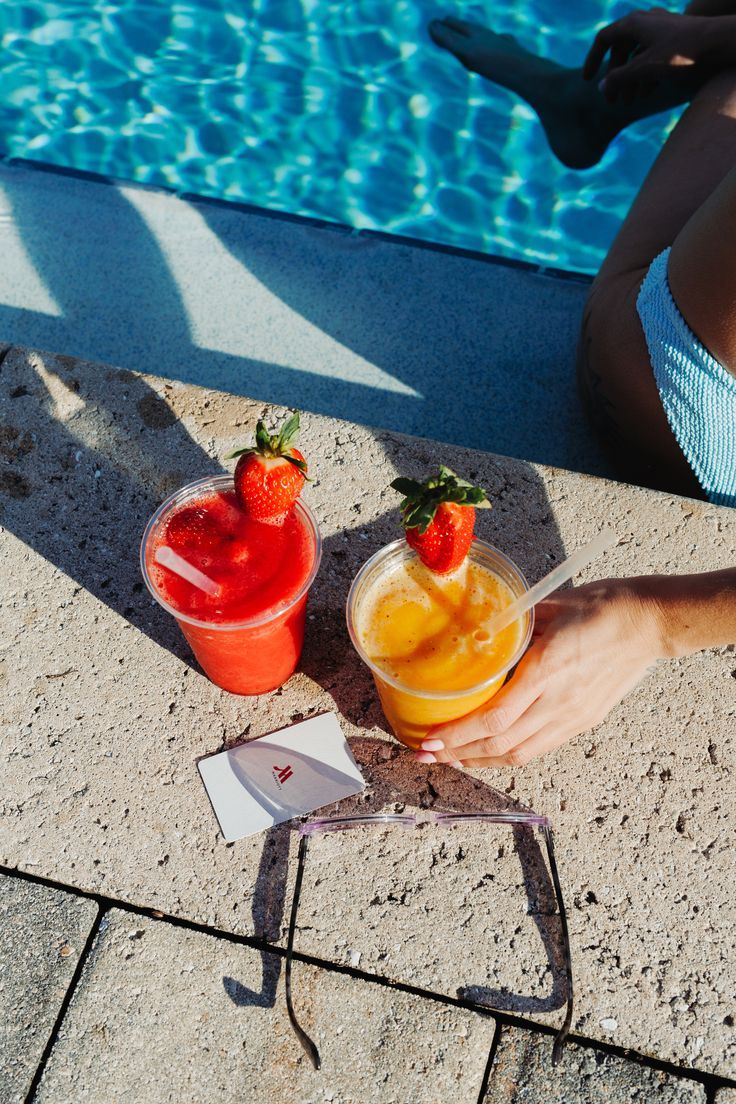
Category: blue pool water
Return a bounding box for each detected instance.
[0,1,681,275]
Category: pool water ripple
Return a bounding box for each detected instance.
[0,0,682,273]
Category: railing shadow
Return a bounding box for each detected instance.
[0,161,609,473]
[0,345,221,665]
[223,738,569,1023]
[1,337,572,1023]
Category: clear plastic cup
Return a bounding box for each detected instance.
[140,475,321,695]
[346,538,533,748]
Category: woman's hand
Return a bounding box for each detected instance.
[416,579,666,769]
[583,9,726,102]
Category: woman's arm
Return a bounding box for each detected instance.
[415,570,736,769]
[644,568,736,656]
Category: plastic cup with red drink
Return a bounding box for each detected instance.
[140,414,321,695]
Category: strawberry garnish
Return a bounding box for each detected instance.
[227,412,308,522]
[391,466,490,574]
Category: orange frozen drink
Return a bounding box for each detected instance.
[347,539,532,748]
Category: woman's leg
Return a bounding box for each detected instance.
[430,0,736,169]
[430,6,736,494]
[429,0,736,170]
[429,17,700,169]
[578,68,736,496]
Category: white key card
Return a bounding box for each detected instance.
[198,712,365,842]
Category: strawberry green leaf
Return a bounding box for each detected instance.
[391,466,490,531]
[225,446,257,460]
[255,420,274,454]
[228,411,305,465]
[390,477,424,497]
[277,412,301,451]
[283,453,310,479]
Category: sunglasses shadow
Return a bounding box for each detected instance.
[222,735,569,1020]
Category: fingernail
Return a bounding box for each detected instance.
[414,751,437,764]
[420,738,444,752]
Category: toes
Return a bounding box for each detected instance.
[428,18,471,57]
[443,16,475,36]
[428,19,458,48]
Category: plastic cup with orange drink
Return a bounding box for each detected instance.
[346,468,533,749]
[347,536,532,748]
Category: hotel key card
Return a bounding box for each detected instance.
[198,712,365,842]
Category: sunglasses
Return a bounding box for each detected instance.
[284,811,573,1070]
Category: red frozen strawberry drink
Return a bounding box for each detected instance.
[141,474,321,694]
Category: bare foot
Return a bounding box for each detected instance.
[429,17,618,169]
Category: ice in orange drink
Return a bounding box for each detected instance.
[347,539,532,748]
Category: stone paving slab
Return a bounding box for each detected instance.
[34,909,495,1103]
[484,1025,707,1103]
[2,347,734,1075]
[0,874,98,1103]
[715,1091,736,1103]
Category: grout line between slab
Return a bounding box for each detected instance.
[3,864,733,1096]
[22,904,105,1104]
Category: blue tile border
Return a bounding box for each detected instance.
[0,153,594,286]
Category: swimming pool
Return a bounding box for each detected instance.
[0,1,681,275]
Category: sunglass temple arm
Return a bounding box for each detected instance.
[544,826,574,1065]
[285,833,321,1070]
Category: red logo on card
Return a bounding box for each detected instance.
[273,764,293,785]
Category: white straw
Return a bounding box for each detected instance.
[155,546,220,598]
[475,529,617,646]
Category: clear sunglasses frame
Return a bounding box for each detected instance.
[284,811,573,1071]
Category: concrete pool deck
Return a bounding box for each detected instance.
[0,158,610,480]
[1,345,734,1101]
